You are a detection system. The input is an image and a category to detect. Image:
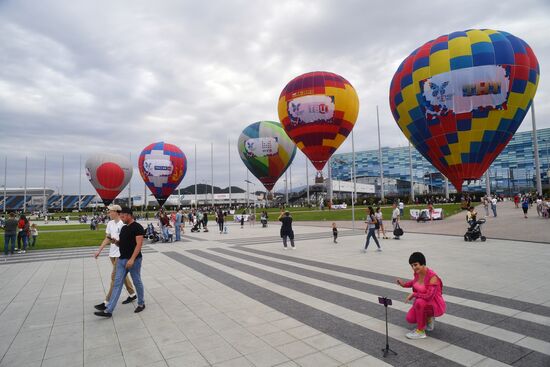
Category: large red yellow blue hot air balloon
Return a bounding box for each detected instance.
[138,142,187,207]
[390,29,539,191]
[278,71,359,172]
[238,121,297,192]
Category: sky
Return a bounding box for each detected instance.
[1,0,549,196]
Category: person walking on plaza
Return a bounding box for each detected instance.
[536,196,543,217]
[482,195,490,217]
[399,200,405,217]
[175,209,183,241]
[375,207,389,239]
[364,207,381,252]
[202,211,209,232]
[396,252,446,340]
[95,207,145,317]
[392,202,401,240]
[514,194,520,208]
[94,205,137,311]
[491,195,498,217]
[17,215,29,254]
[30,223,38,247]
[3,212,18,256]
[521,195,529,218]
[332,222,338,244]
[279,210,295,250]
[216,209,225,234]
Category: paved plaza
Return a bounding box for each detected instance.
[0,211,549,366]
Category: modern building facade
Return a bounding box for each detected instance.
[331,127,550,195]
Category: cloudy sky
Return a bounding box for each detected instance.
[1,0,549,195]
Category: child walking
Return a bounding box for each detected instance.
[30,223,38,247]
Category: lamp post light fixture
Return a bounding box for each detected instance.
[244,180,257,221]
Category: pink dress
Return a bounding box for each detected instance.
[403,268,446,330]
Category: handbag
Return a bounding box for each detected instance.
[393,222,404,236]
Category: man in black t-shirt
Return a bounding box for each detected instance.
[278,210,295,249]
[95,207,146,317]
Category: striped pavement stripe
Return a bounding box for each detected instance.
[0,246,157,265]
[236,246,550,319]
[226,247,550,344]
[162,248,550,366]
[217,230,363,246]
[164,251,463,367]
[208,247,550,355]
[211,248,550,345]
[186,249,549,366]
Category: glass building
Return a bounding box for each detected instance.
[331,127,550,195]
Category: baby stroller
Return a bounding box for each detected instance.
[464,219,486,242]
[146,223,160,243]
[190,221,201,233]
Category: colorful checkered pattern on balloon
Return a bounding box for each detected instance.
[138,142,187,205]
[238,121,297,192]
[389,29,539,191]
[278,71,359,171]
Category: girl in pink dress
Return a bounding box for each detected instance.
[396,252,446,339]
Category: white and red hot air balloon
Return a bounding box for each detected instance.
[85,153,133,205]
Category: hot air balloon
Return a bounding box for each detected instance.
[138,142,187,207]
[278,71,360,176]
[85,153,132,206]
[390,29,539,191]
[238,121,297,192]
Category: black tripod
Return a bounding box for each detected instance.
[378,297,397,358]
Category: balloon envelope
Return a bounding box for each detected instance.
[238,121,297,191]
[278,71,359,171]
[85,153,132,206]
[389,29,539,191]
[138,142,187,206]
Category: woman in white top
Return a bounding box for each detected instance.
[364,206,381,252]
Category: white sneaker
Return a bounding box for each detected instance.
[376,248,382,252]
[406,329,426,339]
[426,318,435,331]
[283,247,288,250]
[291,247,295,250]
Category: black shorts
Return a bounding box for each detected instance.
[522,207,528,214]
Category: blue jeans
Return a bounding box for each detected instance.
[162,226,170,240]
[365,228,380,249]
[4,233,16,255]
[175,223,181,241]
[20,232,28,250]
[491,204,497,217]
[106,257,144,313]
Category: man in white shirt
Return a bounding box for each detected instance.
[94,204,136,310]
[491,196,498,217]
[392,202,401,240]
[398,201,405,217]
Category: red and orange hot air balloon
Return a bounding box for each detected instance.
[278,71,359,175]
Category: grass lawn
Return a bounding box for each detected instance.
[31,230,106,250]
[1,225,107,250]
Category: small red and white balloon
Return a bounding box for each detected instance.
[85,153,133,205]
